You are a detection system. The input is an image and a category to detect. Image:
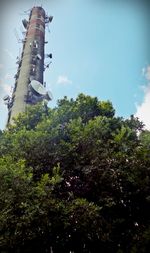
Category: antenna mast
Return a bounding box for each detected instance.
[4,6,53,125]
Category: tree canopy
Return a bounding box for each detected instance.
[0,94,150,253]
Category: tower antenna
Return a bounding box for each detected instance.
[4,7,53,126]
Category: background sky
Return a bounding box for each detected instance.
[0,0,150,130]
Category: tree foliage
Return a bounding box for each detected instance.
[0,94,149,252]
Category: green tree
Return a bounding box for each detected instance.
[0,94,149,252]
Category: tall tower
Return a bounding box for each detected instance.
[3,6,53,125]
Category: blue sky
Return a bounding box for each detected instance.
[0,0,150,130]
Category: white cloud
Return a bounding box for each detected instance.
[135,66,150,130]
[135,85,150,130]
[57,75,72,85]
